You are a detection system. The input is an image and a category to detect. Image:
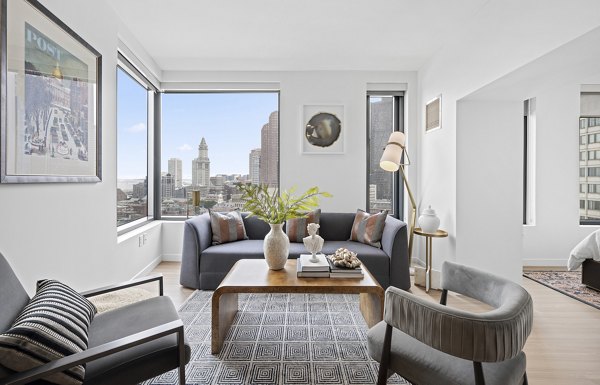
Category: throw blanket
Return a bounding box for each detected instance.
[568,230,600,270]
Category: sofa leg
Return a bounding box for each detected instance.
[377,324,393,385]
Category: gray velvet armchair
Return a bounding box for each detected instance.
[0,252,190,385]
[367,261,533,385]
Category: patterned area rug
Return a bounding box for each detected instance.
[524,271,600,310]
[143,291,409,385]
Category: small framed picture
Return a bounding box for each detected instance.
[425,96,441,132]
[302,105,344,154]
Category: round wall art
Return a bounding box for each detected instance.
[305,112,341,148]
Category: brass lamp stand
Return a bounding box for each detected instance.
[380,131,416,266]
[398,164,416,265]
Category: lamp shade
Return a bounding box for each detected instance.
[379,131,406,172]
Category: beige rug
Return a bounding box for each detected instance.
[88,287,155,313]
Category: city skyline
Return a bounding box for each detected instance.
[117,90,278,179]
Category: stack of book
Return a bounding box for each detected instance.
[297,254,330,277]
[327,258,364,279]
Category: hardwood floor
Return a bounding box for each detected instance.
[151,262,600,385]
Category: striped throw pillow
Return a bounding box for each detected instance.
[210,210,249,245]
[286,209,321,242]
[0,279,97,385]
[349,209,388,248]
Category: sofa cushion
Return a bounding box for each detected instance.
[242,214,271,240]
[318,213,356,241]
[200,240,266,274]
[0,279,97,385]
[349,209,388,248]
[209,210,248,245]
[286,209,321,242]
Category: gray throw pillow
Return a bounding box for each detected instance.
[209,209,249,245]
[349,209,388,248]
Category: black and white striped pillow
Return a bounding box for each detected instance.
[0,279,97,385]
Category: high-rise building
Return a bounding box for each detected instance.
[260,111,278,187]
[369,98,394,210]
[249,148,261,185]
[132,178,147,199]
[161,173,175,199]
[168,158,182,188]
[192,137,210,188]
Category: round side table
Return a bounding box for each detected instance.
[413,227,448,292]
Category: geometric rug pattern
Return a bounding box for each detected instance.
[524,270,600,310]
[143,291,409,385]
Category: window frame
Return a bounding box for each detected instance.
[158,90,281,220]
[580,108,600,224]
[116,53,158,234]
[366,91,404,219]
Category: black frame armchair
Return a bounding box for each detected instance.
[0,253,190,385]
[368,261,533,385]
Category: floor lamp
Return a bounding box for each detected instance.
[380,131,416,266]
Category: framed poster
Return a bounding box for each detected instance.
[302,104,344,154]
[425,95,441,132]
[1,0,102,183]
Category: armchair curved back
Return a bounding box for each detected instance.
[383,261,533,363]
[0,252,30,333]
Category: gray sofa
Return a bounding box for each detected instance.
[180,212,410,290]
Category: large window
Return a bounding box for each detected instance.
[160,92,279,217]
[580,92,600,224]
[367,92,403,217]
[116,58,156,229]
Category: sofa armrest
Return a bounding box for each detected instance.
[380,216,410,290]
[180,213,212,288]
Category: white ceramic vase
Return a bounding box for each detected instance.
[418,205,440,233]
[264,223,290,270]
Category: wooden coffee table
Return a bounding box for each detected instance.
[211,259,385,354]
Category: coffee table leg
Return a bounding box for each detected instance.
[211,292,238,354]
[359,292,384,327]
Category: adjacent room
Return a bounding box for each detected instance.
[1,0,599,384]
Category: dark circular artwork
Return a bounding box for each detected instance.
[305,112,341,148]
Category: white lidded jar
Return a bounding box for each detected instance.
[418,205,440,233]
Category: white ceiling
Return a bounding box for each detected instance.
[104,0,489,72]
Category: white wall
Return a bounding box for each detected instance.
[418,1,600,280]
[0,0,164,294]
[522,80,600,265]
[456,100,523,279]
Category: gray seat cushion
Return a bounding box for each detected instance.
[83,296,190,385]
[367,321,526,385]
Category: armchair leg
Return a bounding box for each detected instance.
[178,327,186,385]
[473,362,485,385]
[523,372,528,385]
[377,324,393,385]
[440,289,448,306]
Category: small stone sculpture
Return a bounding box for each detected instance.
[328,248,362,269]
[303,223,324,263]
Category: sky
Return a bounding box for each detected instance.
[117,68,279,179]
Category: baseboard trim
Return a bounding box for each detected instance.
[132,256,162,280]
[523,258,568,267]
[162,253,182,262]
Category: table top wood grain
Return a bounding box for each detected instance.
[215,259,383,295]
